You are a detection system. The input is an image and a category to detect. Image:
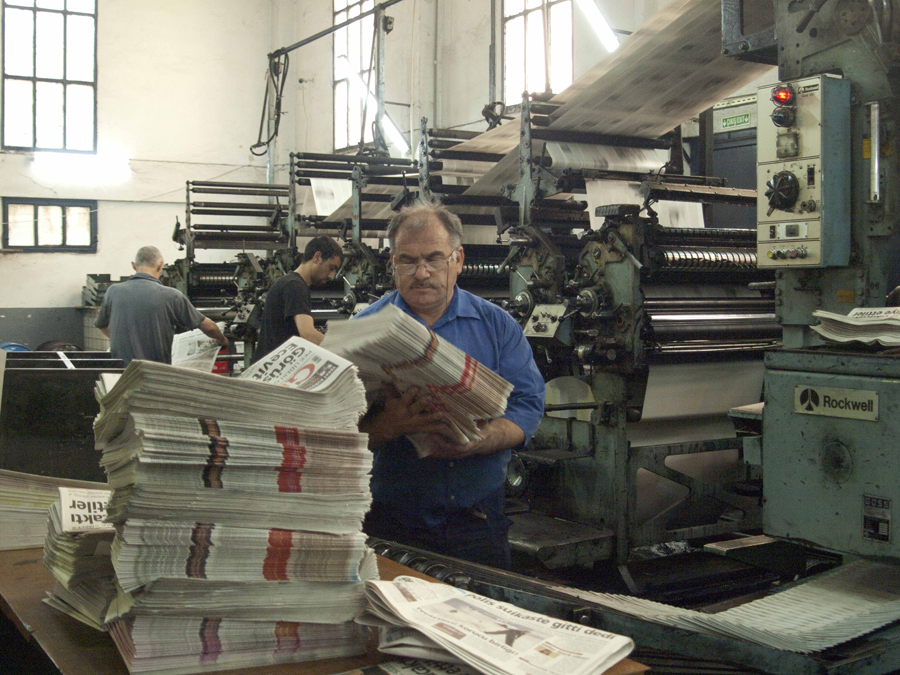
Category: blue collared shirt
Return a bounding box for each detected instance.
[353,287,545,528]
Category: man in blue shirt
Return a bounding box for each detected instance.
[356,202,544,569]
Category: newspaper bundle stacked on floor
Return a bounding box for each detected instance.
[43,486,117,631]
[322,305,513,456]
[86,337,375,674]
[0,469,109,551]
[360,576,634,675]
[811,307,900,346]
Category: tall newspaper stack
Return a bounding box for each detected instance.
[89,337,375,674]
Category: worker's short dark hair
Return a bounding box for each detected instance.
[387,200,463,250]
[302,235,343,263]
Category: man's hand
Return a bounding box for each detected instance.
[360,384,450,447]
[198,317,228,348]
[425,418,525,459]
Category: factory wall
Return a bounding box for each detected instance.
[0,0,672,348]
[288,0,673,150]
[0,0,283,347]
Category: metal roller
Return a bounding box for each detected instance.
[460,263,504,277]
[196,274,234,285]
[651,247,758,269]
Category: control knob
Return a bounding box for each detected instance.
[765,171,801,215]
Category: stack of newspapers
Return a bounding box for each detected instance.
[811,307,900,346]
[43,487,117,631]
[322,305,513,455]
[0,469,109,551]
[361,576,635,675]
[87,338,376,673]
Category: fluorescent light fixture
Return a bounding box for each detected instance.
[337,56,410,154]
[574,0,619,53]
[32,143,131,183]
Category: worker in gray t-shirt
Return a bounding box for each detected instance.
[95,246,228,365]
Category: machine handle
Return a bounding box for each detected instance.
[870,101,881,203]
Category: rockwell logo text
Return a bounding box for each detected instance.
[794,385,879,421]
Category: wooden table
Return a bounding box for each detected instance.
[0,548,645,675]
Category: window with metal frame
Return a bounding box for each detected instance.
[503,0,573,104]
[2,0,97,152]
[2,198,97,252]
[333,0,376,151]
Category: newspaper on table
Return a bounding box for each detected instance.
[322,305,513,456]
[58,487,115,533]
[72,335,378,671]
[554,559,900,655]
[108,616,368,674]
[0,469,109,551]
[360,576,634,675]
[335,658,646,675]
[241,335,361,391]
[43,489,117,631]
[811,307,900,346]
[171,325,223,372]
[93,339,367,444]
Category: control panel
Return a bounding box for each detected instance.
[757,75,850,267]
[523,304,570,344]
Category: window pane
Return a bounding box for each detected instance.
[36,0,64,8]
[4,8,35,77]
[66,13,95,82]
[362,0,373,9]
[525,0,542,8]
[334,80,348,149]
[334,0,347,9]
[65,206,90,245]
[65,83,93,150]
[7,204,35,247]
[66,0,95,12]
[4,79,34,147]
[37,205,63,246]
[348,8,361,70]
[504,15,525,103]
[549,1,572,94]
[348,78,362,147]
[525,9,546,93]
[36,81,64,148]
[36,11,64,79]
[505,0,524,16]
[361,13,373,68]
[5,0,35,8]
[363,73,374,143]
[334,23,347,61]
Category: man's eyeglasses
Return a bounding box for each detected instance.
[393,251,458,276]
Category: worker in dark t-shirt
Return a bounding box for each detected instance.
[253,236,343,360]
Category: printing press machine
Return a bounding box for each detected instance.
[374,2,900,672]
[288,149,515,313]
[429,89,776,568]
[164,179,349,362]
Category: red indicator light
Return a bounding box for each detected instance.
[772,85,795,106]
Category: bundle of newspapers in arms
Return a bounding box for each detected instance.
[43,337,380,674]
[322,305,513,456]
